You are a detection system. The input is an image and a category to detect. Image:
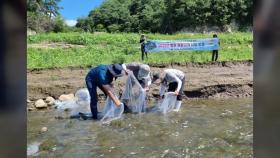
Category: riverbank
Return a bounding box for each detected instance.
[27,60,253,109]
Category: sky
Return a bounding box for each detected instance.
[59,0,104,26]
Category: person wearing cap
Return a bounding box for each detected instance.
[152,69,185,112]
[121,62,151,113]
[123,62,152,90]
[85,64,126,119]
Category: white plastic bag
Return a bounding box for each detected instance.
[55,88,91,115]
[156,92,177,114]
[121,72,146,113]
[100,97,124,124]
[75,88,90,105]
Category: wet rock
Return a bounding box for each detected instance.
[39,138,57,151]
[130,152,136,155]
[59,93,75,101]
[35,99,47,109]
[41,127,48,133]
[55,116,65,120]
[45,96,55,106]
[244,134,253,142]
[198,145,205,149]
[28,107,35,111]
[220,109,233,117]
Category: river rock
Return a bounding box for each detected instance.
[59,94,75,101]
[28,107,35,111]
[35,99,47,109]
[45,96,55,106]
[41,127,48,133]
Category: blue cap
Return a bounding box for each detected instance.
[108,64,124,77]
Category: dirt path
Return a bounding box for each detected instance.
[27,61,253,103]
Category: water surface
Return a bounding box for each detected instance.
[27,98,253,158]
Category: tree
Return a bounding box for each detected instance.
[53,16,66,32]
[27,0,64,32]
[75,0,253,33]
[76,17,95,32]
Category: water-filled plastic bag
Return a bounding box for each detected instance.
[121,72,146,113]
[156,92,177,114]
[100,97,124,124]
[75,88,90,105]
[55,88,91,115]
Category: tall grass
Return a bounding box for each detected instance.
[27,32,253,69]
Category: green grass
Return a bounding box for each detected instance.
[27,32,253,69]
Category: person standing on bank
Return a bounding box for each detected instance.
[85,64,126,120]
[152,69,186,112]
[212,34,220,61]
[140,34,148,61]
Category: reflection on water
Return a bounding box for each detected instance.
[27,98,253,158]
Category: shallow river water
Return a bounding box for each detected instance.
[27,98,253,158]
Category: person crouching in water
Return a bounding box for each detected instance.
[123,62,151,90]
[85,64,126,120]
[122,62,152,113]
[152,69,185,112]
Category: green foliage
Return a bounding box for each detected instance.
[76,17,94,32]
[107,24,120,32]
[27,11,53,32]
[27,0,65,33]
[27,32,252,69]
[76,0,252,33]
[96,24,106,32]
[53,16,66,33]
[27,0,62,17]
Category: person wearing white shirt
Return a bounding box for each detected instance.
[152,69,186,111]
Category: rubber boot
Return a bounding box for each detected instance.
[123,103,132,113]
[79,112,94,120]
[173,101,182,112]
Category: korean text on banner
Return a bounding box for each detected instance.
[144,38,219,52]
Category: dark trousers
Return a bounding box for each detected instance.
[212,50,218,61]
[167,77,185,101]
[138,79,145,88]
[85,80,107,119]
[141,46,148,60]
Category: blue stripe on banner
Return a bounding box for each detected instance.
[144,38,219,52]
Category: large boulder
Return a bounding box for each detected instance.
[35,99,47,109]
[59,93,75,101]
[45,96,55,106]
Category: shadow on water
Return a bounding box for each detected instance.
[27,98,253,158]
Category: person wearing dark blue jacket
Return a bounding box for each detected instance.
[85,64,126,119]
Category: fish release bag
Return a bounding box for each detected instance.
[55,88,91,119]
[55,88,91,115]
[121,72,146,113]
[100,96,124,124]
[156,92,177,114]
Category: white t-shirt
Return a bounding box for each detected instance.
[160,69,185,96]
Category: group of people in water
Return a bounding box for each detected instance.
[85,62,185,120]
